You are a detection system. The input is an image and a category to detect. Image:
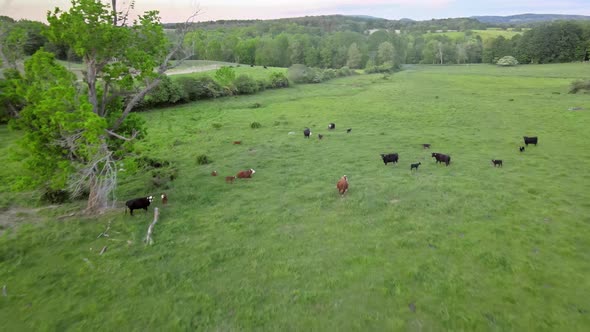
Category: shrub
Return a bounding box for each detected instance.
[197,154,212,165]
[172,76,225,101]
[287,64,311,83]
[497,56,519,66]
[214,66,236,86]
[269,72,289,88]
[250,122,262,129]
[234,75,259,94]
[144,75,184,107]
[569,80,590,94]
[365,62,396,74]
[41,189,70,204]
[338,66,352,76]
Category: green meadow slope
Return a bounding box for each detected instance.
[1,63,589,331]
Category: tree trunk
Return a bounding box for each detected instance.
[112,0,117,26]
[86,173,102,214]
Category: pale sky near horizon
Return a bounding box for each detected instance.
[1,0,589,23]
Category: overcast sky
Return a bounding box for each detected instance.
[2,0,589,23]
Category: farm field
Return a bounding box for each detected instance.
[1,63,589,330]
[424,28,523,41]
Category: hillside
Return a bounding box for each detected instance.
[472,13,590,24]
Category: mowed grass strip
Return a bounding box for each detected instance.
[1,64,589,330]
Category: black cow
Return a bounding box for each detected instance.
[491,159,503,167]
[519,146,525,152]
[411,162,421,171]
[303,128,312,138]
[422,144,431,149]
[346,128,352,133]
[432,152,451,166]
[381,153,399,165]
[318,134,324,140]
[125,196,153,216]
[523,136,538,146]
[328,123,335,130]
[263,65,268,69]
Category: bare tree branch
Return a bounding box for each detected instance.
[105,128,138,141]
[110,9,200,131]
[145,207,159,245]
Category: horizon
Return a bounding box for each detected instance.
[1,0,590,24]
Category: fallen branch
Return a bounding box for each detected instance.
[99,246,108,255]
[96,220,112,238]
[2,285,6,297]
[145,207,159,245]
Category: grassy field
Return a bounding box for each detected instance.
[425,29,523,41]
[1,63,590,330]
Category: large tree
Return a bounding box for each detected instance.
[14,0,195,213]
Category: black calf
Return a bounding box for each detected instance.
[303,128,311,138]
[411,162,421,171]
[491,159,503,167]
[519,146,525,152]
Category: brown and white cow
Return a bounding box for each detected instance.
[236,169,256,178]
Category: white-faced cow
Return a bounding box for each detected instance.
[125,196,154,216]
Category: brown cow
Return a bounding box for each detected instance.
[161,193,168,205]
[237,169,256,178]
[225,176,236,184]
[336,175,349,196]
[233,141,242,145]
[211,171,218,176]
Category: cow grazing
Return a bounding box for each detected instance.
[422,144,431,149]
[346,128,352,133]
[225,176,236,184]
[125,196,153,216]
[432,152,451,166]
[250,64,254,67]
[411,162,421,171]
[523,136,538,146]
[318,134,324,140]
[237,169,256,178]
[328,123,336,130]
[491,159,503,167]
[380,153,399,165]
[263,65,268,69]
[211,171,218,176]
[336,175,349,196]
[233,141,242,145]
[519,146,525,152]
[161,193,168,205]
[303,128,312,138]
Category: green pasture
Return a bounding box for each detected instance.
[1,63,589,330]
[425,29,523,41]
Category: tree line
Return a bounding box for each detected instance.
[182,19,590,67]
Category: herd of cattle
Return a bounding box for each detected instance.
[124,123,539,214]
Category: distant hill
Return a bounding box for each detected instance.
[472,13,590,24]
